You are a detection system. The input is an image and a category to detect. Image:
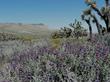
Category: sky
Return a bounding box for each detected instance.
[0,0,105,32]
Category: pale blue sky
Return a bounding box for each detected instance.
[0,0,105,32]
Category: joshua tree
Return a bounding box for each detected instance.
[85,0,110,32]
[81,13,92,40]
[82,7,103,37]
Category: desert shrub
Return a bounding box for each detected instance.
[50,38,61,49]
[51,20,88,39]
[51,31,63,39]
[0,32,36,42]
[91,33,110,47]
[70,20,88,39]
[0,32,20,41]
[51,27,73,39]
[102,33,110,46]
[0,35,110,82]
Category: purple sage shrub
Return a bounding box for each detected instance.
[1,35,110,82]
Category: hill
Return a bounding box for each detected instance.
[0,23,49,34]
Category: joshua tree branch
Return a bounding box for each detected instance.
[91,6,104,18]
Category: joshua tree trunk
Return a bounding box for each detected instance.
[105,0,110,32]
[108,18,110,32]
[81,14,92,40]
[106,0,110,31]
[85,19,92,40]
[105,18,110,32]
[91,14,102,35]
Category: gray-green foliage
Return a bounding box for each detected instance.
[51,27,72,39]
[0,32,20,41]
[1,35,110,82]
[101,33,110,46]
[69,20,87,39]
[51,20,87,39]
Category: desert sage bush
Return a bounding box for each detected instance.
[0,36,110,82]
